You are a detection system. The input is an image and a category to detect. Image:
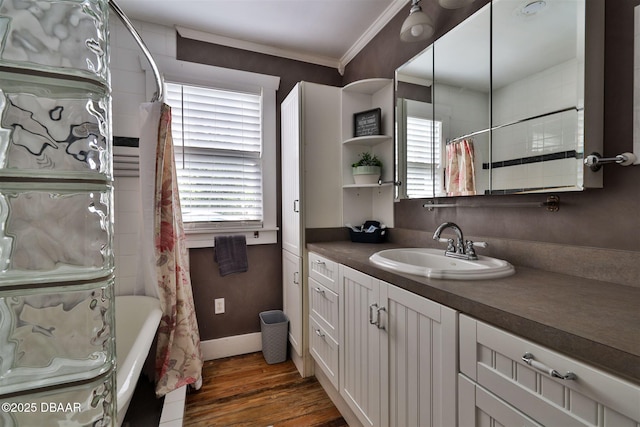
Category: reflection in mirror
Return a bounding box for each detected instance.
[433,2,490,196]
[490,0,585,194]
[396,45,435,198]
[397,97,439,198]
[396,3,491,199]
[395,0,590,199]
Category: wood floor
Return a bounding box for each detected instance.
[183,352,348,427]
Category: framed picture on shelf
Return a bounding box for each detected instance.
[353,108,381,137]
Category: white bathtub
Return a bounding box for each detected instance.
[115,295,162,427]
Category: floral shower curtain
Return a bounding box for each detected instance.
[152,102,203,397]
[446,138,477,196]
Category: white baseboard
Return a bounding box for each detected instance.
[314,361,363,427]
[200,332,262,360]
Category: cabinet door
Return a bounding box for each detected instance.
[283,250,302,357]
[383,283,457,427]
[281,87,301,256]
[339,265,384,427]
[459,374,543,427]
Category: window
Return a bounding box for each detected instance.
[144,58,280,247]
[166,82,263,225]
[406,116,443,198]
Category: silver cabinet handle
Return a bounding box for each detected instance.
[369,303,378,325]
[522,353,577,381]
[315,328,325,338]
[368,303,386,330]
[376,306,386,330]
[293,199,299,213]
[293,271,299,285]
[313,287,325,296]
[314,259,326,266]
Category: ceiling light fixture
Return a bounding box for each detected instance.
[438,0,475,9]
[519,0,547,16]
[400,0,434,43]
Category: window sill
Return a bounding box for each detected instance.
[184,227,279,249]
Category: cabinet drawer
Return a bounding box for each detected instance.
[309,277,339,340]
[308,252,338,292]
[460,315,640,427]
[310,316,339,390]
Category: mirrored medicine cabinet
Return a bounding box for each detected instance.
[395,0,604,199]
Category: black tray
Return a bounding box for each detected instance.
[348,227,387,243]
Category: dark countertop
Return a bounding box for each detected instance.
[307,241,640,385]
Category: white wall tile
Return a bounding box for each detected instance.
[112,112,142,138]
[109,17,175,295]
[113,175,142,295]
[110,16,176,137]
[112,69,146,96]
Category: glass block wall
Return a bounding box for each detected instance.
[0,1,115,426]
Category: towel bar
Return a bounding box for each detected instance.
[423,195,560,212]
[584,152,638,171]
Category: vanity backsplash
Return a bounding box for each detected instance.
[306,226,640,288]
[388,228,640,288]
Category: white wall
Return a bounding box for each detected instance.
[110,17,176,295]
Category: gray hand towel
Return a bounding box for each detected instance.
[214,235,248,276]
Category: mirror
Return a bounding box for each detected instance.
[396,0,594,199]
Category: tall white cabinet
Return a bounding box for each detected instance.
[281,79,396,377]
[281,82,341,375]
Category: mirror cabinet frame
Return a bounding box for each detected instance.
[394,0,604,200]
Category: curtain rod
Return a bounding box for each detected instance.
[109,0,164,102]
[447,107,580,144]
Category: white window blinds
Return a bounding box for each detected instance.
[406,116,442,198]
[166,82,263,225]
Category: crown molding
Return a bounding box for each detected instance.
[177,0,408,76]
[339,0,408,70]
[176,26,342,72]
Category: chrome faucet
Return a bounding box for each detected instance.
[432,222,487,260]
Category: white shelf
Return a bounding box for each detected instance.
[341,78,394,228]
[343,135,392,146]
[343,78,392,95]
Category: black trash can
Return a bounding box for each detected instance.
[259,310,289,364]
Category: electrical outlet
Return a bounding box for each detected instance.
[214,298,225,314]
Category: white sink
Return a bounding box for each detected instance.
[369,248,515,280]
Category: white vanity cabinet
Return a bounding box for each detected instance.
[458,314,640,427]
[339,264,458,427]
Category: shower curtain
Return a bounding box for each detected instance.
[140,102,203,397]
[446,138,477,196]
